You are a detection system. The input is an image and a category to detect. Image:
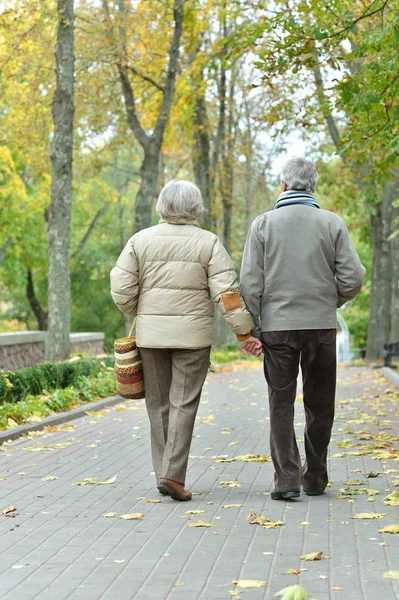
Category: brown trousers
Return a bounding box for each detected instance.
[261,330,336,492]
[139,346,211,486]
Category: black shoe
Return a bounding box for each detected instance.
[303,488,325,496]
[271,490,300,500]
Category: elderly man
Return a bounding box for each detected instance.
[241,158,365,500]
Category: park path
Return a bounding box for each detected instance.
[0,363,398,600]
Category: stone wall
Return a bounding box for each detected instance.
[0,331,105,371]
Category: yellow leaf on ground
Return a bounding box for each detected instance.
[101,512,118,518]
[250,515,270,525]
[379,524,399,534]
[41,476,58,481]
[232,580,266,589]
[223,504,244,508]
[220,480,241,488]
[263,521,284,529]
[188,520,217,528]
[185,510,205,514]
[300,551,323,561]
[352,513,386,519]
[2,506,18,517]
[383,571,399,580]
[299,521,311,526]
[147,499,162,503]
[383,491,399,506]
[120,513,144,520]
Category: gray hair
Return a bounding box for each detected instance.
[280,157,318,193]
[156,179,204,220]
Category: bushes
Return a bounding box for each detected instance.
[0,356,114,404]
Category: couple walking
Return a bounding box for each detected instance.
[110,158,365,502]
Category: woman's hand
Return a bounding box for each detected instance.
[239,336,263,357]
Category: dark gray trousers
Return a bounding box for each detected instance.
[261,330,336,492]
[139,347,211,486]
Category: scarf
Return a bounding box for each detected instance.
[275,190,320,210]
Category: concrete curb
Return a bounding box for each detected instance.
[0,394,124,446]
[382,366,399,388]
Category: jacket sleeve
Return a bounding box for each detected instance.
[335,218,366,307]
[110,236,139,316]
[240,220,264,338]
[207,237,254,340]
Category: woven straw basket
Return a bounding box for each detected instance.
[114,318,145,399]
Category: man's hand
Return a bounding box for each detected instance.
[239,336,263,357]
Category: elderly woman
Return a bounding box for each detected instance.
[110,180,261,501]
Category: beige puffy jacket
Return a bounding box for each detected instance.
[110,218,254,349]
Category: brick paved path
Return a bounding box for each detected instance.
[0,364,398,600]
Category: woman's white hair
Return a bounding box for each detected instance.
[156,179,204,220]
[280,157,319,193]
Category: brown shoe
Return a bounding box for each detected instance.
[158,478,192,501]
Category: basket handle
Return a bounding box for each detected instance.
[128,317,137,338]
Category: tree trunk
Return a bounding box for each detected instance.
[27,270,48,330]
[46,0,75,361]
[366,175,399,358]
[192,93,212,229]
[134,147,159,233]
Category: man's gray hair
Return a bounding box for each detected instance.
[280,157,319,193]
[156,179,204,220]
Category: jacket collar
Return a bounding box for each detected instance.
[159,218,201,228]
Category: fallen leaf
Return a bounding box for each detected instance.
[250,515,270,525]
[383,571,399,580]
[214,454,271,463]
[2,506,18,518]
[101,512,118,518]
[300,551,323,561]
[352,513,386,519]
[114,560,125,564]
[147,499,162,503]
[299,521,311,526]
[11,564,26,569]
[383,491,399,507]
[223,504,244,508]
[120,513,144,520]
[275,584,309,599]
[319,575,328,580]
[286,569,301,575]
[366,472,381,478]
[263,521,284,529]
[378,524,399,534]
[331,587,343,591]
[41,476,58,482]
[185,510,205,515]
[220,480,241,488]
[74,475,117,486]
[0,478,7,482]
[233,580,266,589]
[187,520,217,528]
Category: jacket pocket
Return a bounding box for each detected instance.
[318,329,337,344]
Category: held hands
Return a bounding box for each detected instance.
[239,336,263,358]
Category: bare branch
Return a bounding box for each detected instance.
[128,65,165,92]
[0,237,12,265]
[153,0,184,144]
[71,202,110,258]
[313,63,341,152]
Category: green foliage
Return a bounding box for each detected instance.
[0,357,114,405]
[0,368,116,431]
[210,345,259,365]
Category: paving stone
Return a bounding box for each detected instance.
[0,364,398,600]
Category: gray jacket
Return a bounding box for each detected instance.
[240,204,366,335]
